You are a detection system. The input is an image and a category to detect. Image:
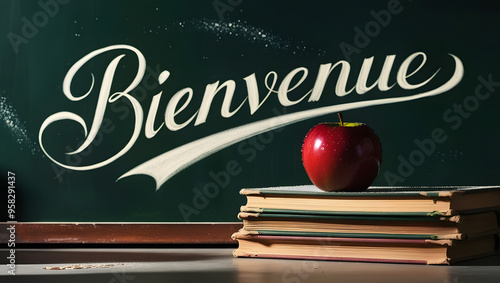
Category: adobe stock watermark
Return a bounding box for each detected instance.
[6,171,17,275]
[7,0,71,54]
[339,0,404,61]
[51,63,163,181]
[281,260,318,283]
[384,74,499,185]
[236,107,288,164]
[51,118,115,182]
[109,270,135,283]
[281,238,335,283]
[213,0,243,21]
[110,64,165,120]
[178,107,287,221]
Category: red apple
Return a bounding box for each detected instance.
[301,113,382,192]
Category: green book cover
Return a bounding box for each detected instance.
[238,209,500,240]
[240,211,445,221]
[241,185,500,197]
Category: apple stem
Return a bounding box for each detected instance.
[338,113,343,126]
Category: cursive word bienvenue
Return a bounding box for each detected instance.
[39,45,463,190]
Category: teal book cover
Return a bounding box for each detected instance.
[237,210,500,240]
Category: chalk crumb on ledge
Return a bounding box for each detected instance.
[44,263,124,270]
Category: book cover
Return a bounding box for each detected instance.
[232,232,500,265]
[240,185,500,216]
[237,211,500,240]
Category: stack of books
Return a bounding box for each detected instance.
[232,185,500,265]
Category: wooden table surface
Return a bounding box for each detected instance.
[1,248,500,283]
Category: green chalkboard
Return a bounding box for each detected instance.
[1,0,499,223]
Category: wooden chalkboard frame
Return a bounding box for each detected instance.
[0,222,242,245]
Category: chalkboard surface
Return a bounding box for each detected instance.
[1,0,499,223]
